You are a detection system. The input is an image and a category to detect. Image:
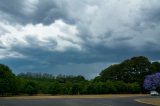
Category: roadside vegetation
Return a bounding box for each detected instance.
[0,56,160,96]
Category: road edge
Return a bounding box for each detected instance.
[135,99,157,106]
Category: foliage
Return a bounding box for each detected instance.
[0,64,19,96]
[143,72,160,91]
[0,56,160,96]
[100,56,153,84]
[150,62,160,73]
[47,82,61,94]
[23,81,39,95]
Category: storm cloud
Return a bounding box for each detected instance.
[0,0,160,78]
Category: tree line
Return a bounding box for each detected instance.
[0,56,160,96]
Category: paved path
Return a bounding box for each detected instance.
[0,96,154,106]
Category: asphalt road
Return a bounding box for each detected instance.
[0,96,154,106]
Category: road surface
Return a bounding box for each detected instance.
[0,96,154,106]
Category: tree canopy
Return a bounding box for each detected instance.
[100,56,156,84]
[0,56,160,96]
[0,64,19,96]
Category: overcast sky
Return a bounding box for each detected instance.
[0,0,160,79]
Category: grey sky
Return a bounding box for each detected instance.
[0,0,160,79]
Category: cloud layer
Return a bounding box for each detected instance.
[0,0,160,78]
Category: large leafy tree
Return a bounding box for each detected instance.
[0,64,18,96]
[100,64,122,81]
[100,56,152,84]
[120,56,151,83]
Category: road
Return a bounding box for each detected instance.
[0,96,154,106]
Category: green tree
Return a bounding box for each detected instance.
[47,82,61,95]
[0,64,18,96]
[100,64,122,82]
[24,81,38,95]
[150,62,160,73]
[100,56,151,84]
[127,82,141,93]
[120,56,151,83]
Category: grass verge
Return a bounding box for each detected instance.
[135,97,160,106]
[0,94,146,100]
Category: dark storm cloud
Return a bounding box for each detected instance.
[141,3,160,23]
[31,0,72,25]
[10,40,160,66]
[0,0,33,24]
[0,0,73,25]
[0,0,24,18]
[113,36,133,41]
[3,42,160,78]
[0,0,160,78]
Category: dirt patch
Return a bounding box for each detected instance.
[1,94,146,100]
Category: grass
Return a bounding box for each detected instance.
[0,94,146,99]
[135,97,160,106]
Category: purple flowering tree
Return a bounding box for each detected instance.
[143,73,160,91]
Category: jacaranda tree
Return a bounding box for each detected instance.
[143,73,160,91]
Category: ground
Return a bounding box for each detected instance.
[136,97,160,106]
[0,94,156,106]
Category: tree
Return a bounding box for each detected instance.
[24,81,38,95]
[150,62,160,73]
[0,64,18,96]
[143,73,160,92]
[127,82,141,94]
[100,56,151,84]
[100,64,122,82]
[47,82,61,95]
[120,56,151,83]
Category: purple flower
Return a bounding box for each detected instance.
[143,72,160,90]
